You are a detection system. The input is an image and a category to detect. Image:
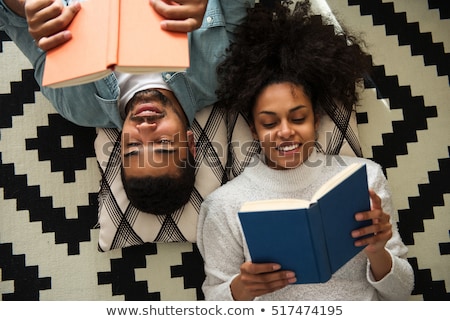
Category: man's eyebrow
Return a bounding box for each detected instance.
[154,149,176,154]
[123,150,139,158]
[123,148,176,158]
[123,147,179,158]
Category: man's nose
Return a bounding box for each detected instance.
[136,121,157,132]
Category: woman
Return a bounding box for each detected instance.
[197,1,414,301]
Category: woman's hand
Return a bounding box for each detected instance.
[25,0,80,51]
[353,189,393,280]
[230,262,296,301]
[352,189,392,251]
[150,0,207,32]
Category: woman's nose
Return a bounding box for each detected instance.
[277,121,294,139]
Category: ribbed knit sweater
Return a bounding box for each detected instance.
[197,150,414,300]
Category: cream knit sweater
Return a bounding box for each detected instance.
[197,150,414,301]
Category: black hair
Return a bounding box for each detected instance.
[216,0,372,124]
[121,151,196,215]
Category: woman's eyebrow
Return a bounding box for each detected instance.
[289,105,307,112]
[257,105,307,115]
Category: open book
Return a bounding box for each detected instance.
[42,0,189,88]
[238,163,371,284]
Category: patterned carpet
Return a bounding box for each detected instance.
[0,0,449,300]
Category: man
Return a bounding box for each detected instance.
[0,0,255,215]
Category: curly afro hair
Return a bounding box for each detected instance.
[216,0,373,123]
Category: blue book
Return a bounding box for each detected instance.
[238,163,371,284]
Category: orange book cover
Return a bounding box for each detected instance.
[42,0,189,88]
[116,0,189,73]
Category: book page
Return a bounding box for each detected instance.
[311,163,364,202]
[240,199,311,212]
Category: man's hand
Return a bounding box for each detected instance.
[3,0,27,17]
[25,0,80,51]
[150,0,207,32]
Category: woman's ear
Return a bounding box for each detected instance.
[187,130,196,158]
[314,113,321,132]
[250,124,259,141]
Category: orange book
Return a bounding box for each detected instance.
[42,0,189,88]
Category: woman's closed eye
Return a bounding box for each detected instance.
[262,122,277,128]
[292,117,306,124]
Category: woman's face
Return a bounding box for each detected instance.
[251,82,319,170]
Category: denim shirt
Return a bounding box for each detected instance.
[0,0,254,129]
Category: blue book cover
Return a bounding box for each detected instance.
[238,163,371,284]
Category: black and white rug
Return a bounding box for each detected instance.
[0,0,449,300]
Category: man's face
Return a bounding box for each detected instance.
[121,89,195,179]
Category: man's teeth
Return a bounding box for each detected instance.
[138,110,158,116]
[278,144,299,152]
